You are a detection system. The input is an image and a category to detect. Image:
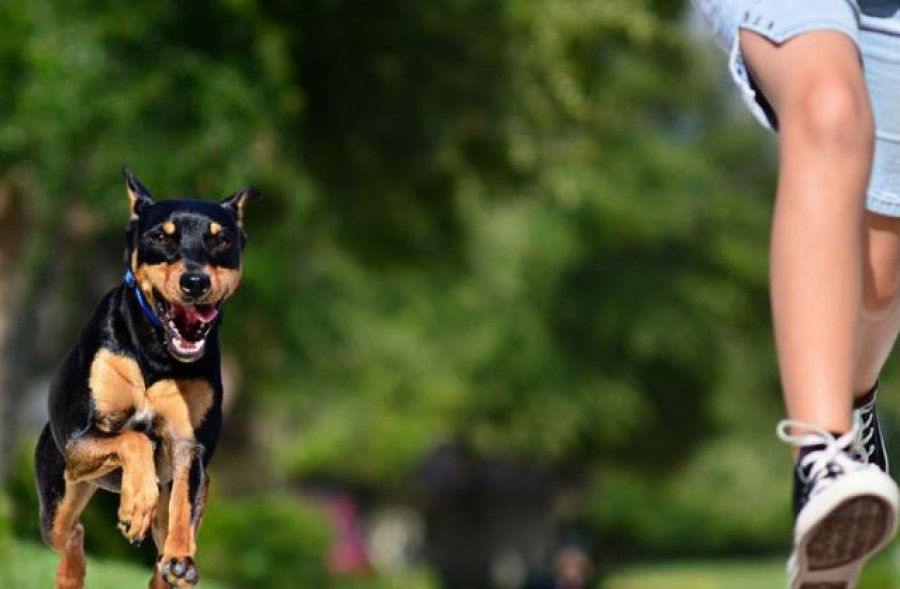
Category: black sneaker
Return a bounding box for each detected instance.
[778,419,899,589]
[853,383,889,473]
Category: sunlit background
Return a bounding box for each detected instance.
[2,1,899,588]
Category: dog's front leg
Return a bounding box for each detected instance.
[156,437,206,587]
[64,429,159,544]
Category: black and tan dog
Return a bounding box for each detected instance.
[34,169,259,589]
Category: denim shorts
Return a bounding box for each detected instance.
[692,0,900,216]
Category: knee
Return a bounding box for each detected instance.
[781,75,874,153]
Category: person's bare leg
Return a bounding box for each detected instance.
[740,30,874,433]
[856,212,900,395]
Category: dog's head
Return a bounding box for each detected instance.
[123,168,261,362]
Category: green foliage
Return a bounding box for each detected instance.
[0,492,10,557]
[587,436,791,556]
[200,494,332,589]
[7,438,39,543]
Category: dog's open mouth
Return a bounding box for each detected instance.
[154,296,221,362]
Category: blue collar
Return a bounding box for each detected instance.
[124,269,163,329]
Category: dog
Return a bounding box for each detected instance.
[34,168,260,589]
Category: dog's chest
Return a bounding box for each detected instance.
[88,348,214,437]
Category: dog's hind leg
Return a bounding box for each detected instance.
[36,424,97,589]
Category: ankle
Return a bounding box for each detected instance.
[854,381,878,408]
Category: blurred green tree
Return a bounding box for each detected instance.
[0,492,9,557]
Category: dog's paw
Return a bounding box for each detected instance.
[117,476,159,544]
[159,555,199,587]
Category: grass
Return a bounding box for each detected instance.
[5,538,900,589]
[605,558,785,589]
[0,540,226,589]
[605,548,900,589]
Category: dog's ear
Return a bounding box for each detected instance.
[221,187,261,226]
[123,167,154,219]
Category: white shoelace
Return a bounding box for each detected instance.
[776,418,866,497]
[853,401,877,462]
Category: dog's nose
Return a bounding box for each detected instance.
[179,272,211,299]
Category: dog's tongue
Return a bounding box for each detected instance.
[171,304,219,326]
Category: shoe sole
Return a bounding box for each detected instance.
[789,470,899,589]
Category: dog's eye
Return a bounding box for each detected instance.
[208,233,232,250]
[148,232,173,248]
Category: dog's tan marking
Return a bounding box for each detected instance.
[88,351,214,436]
[131,251,161,309]
[86,351,214,449]
[89,350,145,431]
[134,255,242,308]
[209,266,242,302]
[164,446,196,556]
[162,221,176,235]
[126,183,147,221]
[135,260,186,307]
[209,222,222,235]
[146,379,214,436]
